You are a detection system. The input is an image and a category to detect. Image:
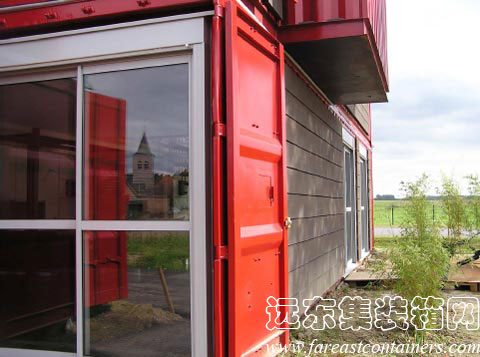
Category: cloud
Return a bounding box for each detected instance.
[371,0,480,197]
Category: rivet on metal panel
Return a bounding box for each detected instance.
[81,6,95,15]
[0,18,6,27]
[44,12,58,20]
[137,0,151,7]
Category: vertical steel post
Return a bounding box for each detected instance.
[212,2,227,356]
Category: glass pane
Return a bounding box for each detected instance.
[83,65,189,221]
[0,230,76,352]
[83,231,191,356]
[344,150,352,206]
[0,79,76,219]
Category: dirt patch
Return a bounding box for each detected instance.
[89,300,183,343]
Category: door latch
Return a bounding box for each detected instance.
[284,217,292,230]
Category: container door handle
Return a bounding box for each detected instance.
[284,217,292,230]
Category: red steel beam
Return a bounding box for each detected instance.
[0,0,211,33]
[211,1,227,356]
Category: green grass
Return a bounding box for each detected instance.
[372,236,398,250]
[374,200,449,227]
[127,232,189,272]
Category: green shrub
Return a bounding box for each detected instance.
[387,175,450,342]
[438,175,468,256]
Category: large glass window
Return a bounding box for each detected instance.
[83,65,189,221]
[83,231,191,357]
[0,79,76,219]
[0,49,203,356]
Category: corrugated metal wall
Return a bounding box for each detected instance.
[285,64,345,302]
[284,0,388,85]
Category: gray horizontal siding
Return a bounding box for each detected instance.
[288,169,343,197]
[286,63,345,302]
[289,229,344,272]
[288,214,344,245]
[288,195,343,219]
[347,104,370,134]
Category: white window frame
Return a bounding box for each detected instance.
[359,157,370,260]
[0,12,209,357]
[343,142,357,276]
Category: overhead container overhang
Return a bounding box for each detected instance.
[279,13,389,104]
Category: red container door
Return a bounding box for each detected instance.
[225,2,289,355]
[84,92,128,307]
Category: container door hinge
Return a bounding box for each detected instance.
[213,123,226,137]
[214,4,224,18]
[215,245,228,260]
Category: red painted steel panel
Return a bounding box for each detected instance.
[0,0,210,33]
[84,92,128,307]
[225,1,288,354]
[368,149,374,249]
[282,0,388,86]
[367,0,388,84]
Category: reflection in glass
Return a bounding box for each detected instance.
[84,231,191,356]
[0,79,76,219]
[83,65,189,221]
[0,230,76,352]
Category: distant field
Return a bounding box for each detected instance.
[374,200,449,227]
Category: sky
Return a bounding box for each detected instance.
[371,0,480,197]
[85,64,189,175]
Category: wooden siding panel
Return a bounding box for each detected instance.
[287,142,343,182]
[286,91,342,148]
[288,194,343,219]
[287,169,343,197]
[289,215,344,245]
[287,119,343,164]
[285,64,345,301]
[347,104,370,134]
[289,230,345,272]
[285,65,343,137]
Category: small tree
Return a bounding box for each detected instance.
[386,175,450,342]
[466,175,480,233]
[437,175,468,257]
[456,175,480,266]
